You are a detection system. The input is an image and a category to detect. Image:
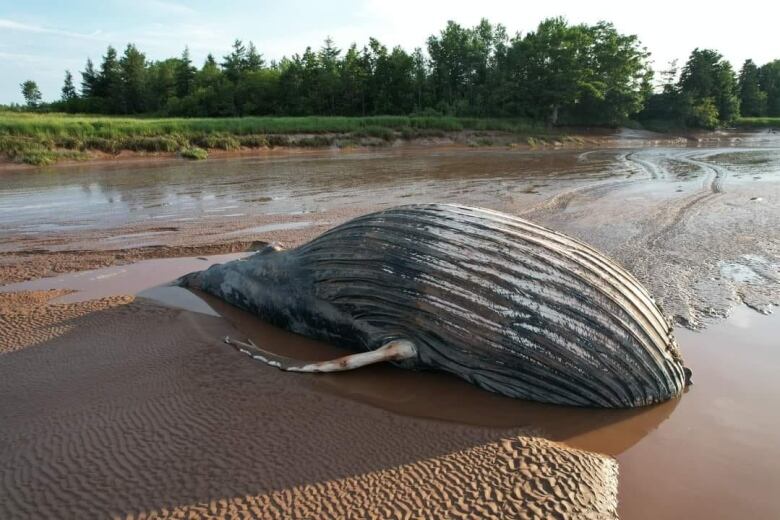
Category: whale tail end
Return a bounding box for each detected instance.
[176,270,204,289]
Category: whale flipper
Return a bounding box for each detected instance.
[224,336,417,372]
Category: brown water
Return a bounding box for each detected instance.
[3,141,779,324]
[0,148,622,240]
[216,294,780,520]
[619,306,780,519]
[0,136,777,241]
[0,253,247,313]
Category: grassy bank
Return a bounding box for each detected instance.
[735,117,780,128]
[0,112,549,165]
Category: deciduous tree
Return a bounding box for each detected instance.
[20,80,42,108]
[679,48,740,124]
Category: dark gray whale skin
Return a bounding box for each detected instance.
[180,204,689,408]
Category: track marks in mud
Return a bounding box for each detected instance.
[520,179,634,215]
[632,150,740,253]
[673,154,728,194]
[526,147,780,328]
[524,151,651,217]
[626,149,731,193]
[611,150,732,252]
[626,152,665,180]
[619,149,780,326]
[643,191,716,252]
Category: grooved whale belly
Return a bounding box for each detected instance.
[187,204,689,408]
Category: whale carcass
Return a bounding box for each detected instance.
[180,204,690,407]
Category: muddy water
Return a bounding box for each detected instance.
[0,138,776,239]
[0,253,247,305]
[0,148,624,239]
[618,306,780,519]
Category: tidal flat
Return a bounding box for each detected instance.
[1,130,778,519]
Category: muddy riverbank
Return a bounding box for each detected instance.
[0,126,766,172]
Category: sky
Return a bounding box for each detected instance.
[1,0,779,104]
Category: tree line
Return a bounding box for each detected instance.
[641,50,780,128]
[18,17,780,128]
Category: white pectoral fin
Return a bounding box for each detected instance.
[223,336,416,373]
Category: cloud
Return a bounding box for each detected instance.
[0,18,105,41]
[132,0,196,16]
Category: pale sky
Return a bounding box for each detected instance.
[1,0,778,104]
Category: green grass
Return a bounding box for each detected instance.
[179,146,208,160]
[0,111,546,165]
[0,112,544,137]
[191,134,241,150]
[0,135,87,165]
[736,117,780,128]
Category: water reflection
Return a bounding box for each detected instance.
[196,289,680,456]
[2,142,778,241]
[0,148,628,235]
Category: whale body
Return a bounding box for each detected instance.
[181,204,690,407]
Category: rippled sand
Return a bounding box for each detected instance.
[0,291,618,519]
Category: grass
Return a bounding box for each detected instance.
[0,112,544,138]
[191,134,240,150]
[736,117,780,128]
[179,146,208,160]
[0,135,87,165]
[0,111,547,165]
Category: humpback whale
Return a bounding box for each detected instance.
[179,204,690,407]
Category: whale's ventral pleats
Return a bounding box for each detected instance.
[183,204,689,408]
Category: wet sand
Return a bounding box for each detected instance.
[1,132,779,518]
[1,261,779,518]
[0,287,619,520]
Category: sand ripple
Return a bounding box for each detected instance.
[0,294,617,519]
[142,436,617,520]
[0,290,133,353]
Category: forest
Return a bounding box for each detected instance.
[12,17,780,129]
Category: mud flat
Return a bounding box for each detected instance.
[1,130,779,518]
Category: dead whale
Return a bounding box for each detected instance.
[179,204,690,407]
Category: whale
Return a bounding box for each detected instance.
[179,204,691,407]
